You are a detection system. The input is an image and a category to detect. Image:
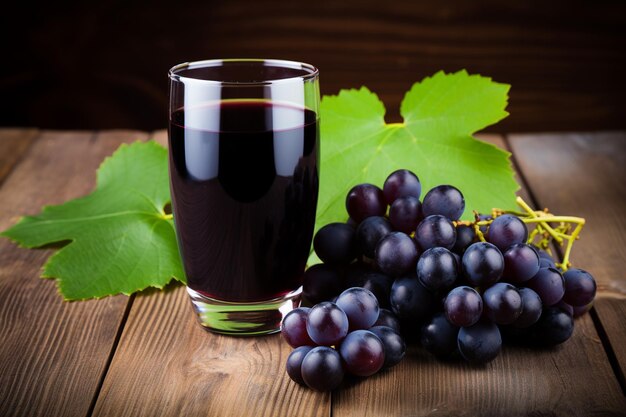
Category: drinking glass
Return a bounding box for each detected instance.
[168,59,320,335]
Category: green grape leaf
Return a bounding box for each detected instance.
[315,70,518,256]
[0,141,185,300]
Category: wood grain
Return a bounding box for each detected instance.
[0,130,146,417]
[92,285,329,417]
[0,128,39,185]
[507,132,626,386]
[333,135,626,416]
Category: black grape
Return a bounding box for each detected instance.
[539,257,556,269]
[531,307,574,346]
[383,169,421,204]
[537,249,554,262]
[421,313,460,358]
[422,185,465,221]
[303,264,343,304]
[444,286,483,327]
[462,242,504,287]
[389,196,422,234]
[313,222,357,265]
[306,302,349,346]
[502,243,540,283]
[390,275,436,321]
[487,214,528,252]
[338,330,385,376]
[372,308,401,333]
[457,320,502,364]
[346,183,387,223]
[482,282,523,325]
[375,232,419,276]
[369,326,406,368]
[555,300,574,317]
[301,346,344,391]
[336,287,380,331]
[344,261,372,286]
[417,247,458,292]
[453,224,476,255]
[286,346,313,385]
[346,271,394,309]
[526,267,565,306]
[281,307,314,348]
[562,268,596,306]
[415,215,456,251]
[355,216,393,258]
[513,287,543,328]
[573,302,593,317]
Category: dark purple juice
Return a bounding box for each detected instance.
[169,100,319,302]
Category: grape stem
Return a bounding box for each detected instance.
[464,196,585,271]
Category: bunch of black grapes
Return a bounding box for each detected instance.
[281,169,596,390]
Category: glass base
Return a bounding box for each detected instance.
[186,286,302,336]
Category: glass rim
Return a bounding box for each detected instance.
[168,58,319,86]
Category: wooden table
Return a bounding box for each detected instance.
[1,129,625,417]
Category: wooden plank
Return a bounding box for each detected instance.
[0,128,39,185]
[0,130,148,417]
[332,134,626,417]
[92,285,328,417]
[507,131,626,385]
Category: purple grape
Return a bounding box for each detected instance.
[355,216,393,258]
[417,247,458,292]
[372,308,401,333]
[513,287,542,328]
[573,302,593,317]
[335,287,380,331]
[487,214,528,252]
[346,183,386,223]
[555,300,574,317]
[422,185,465,221]
[562,268,596,306]
[346,271,393,309]
[301,346,344,391]
[286,346,313,385]
[453,224,476,255]
[444,286,483,327]
[306,302,349,346]
[462,242,504,287]
[303,264,343,304]
[389,196,422,234]
[539,257,556,269]
[502,243,540,283]
[531,307,574,346]
[344,261,372,285]
[457,320,502,364]
[383,169,421,204]
[390,275,436,320]
[313,222,356,265]
[369,326,406,368]
[415,215,456,251]
[482,283,523,325]
[281,307,314,348]
[338,330,385,376]
[421,312,460,358]
[537,249,554,262]
[526,267,565,306]
[375,232,419,276]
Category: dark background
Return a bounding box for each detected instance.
[1,0,624,132]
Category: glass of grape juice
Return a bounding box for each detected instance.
[168,59,320,335]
